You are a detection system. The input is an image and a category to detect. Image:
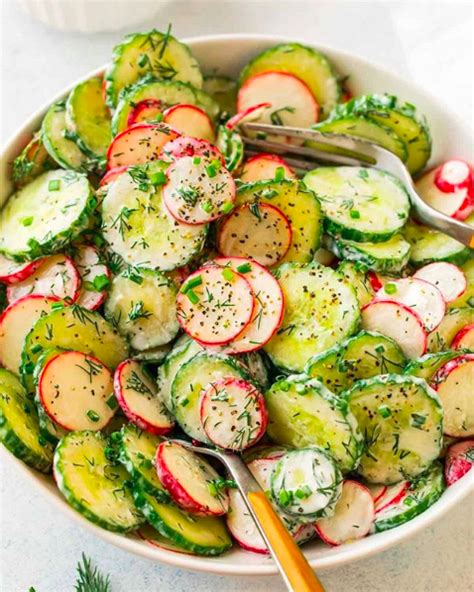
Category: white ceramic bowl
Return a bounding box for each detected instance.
[1,34,473,576]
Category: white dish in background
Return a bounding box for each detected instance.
[0,34,473,576]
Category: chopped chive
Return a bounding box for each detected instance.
[222,268,234,282]
[256,131,267,140]
[384,283,397,295]
[349,209,360,219]
[278,489,293,507]
[106,396,118,410]
[30,344,43,354]
[181,275,202,293]
[48,179,61,191]
[261,189,278,200]
[186,289,199,305]
[149,170,167,186]
[151,112,163,123]
[192,156,202,165]
[210,158,222,170]
[137,53,149,68]
[205,164,217,178]
[375,345,385,354]
[21,216,34,227]
[378,405,391,418]
[181,397,190,407]
[236,262,252,274]
[86,410,100,423]
[274,166,285,182]
[221,202,234,214]
[201,200,213,214]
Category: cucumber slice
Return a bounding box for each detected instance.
[264,263,359,373]
[313,116,408,163]
[405,350,467,382]
[427,307,474,352]
[265,375,363,472]
[404,220,471,267]
[133,489,232,555]
[115,424,169,502]
[171,352,255,442]
[239,43,341,119]
[0,170,95,260]
[236,179,322,264]
[12,133,55,188]
[0,368,53,472]
[304,167,410,243]
[203,75,237,116]
[347,374,443,484]
[54,430,142,532]
[105,30,203,108]
[216,126,244,173]
[112,76,218,134]
[448,259,474,310]
[66,77,112,162]
[336,261,375,308]
[372,462,445,532]
[21,304,129,393]
[306,330,406,394]
[101,165,207,271]
[131,344,172,364]
[104,268,178,351]
[327,234,411,273]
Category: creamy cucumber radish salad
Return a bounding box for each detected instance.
[1,28,473,556]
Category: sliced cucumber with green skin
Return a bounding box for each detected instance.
[216,126,244,173]
[66,77,111,162]
[12,133,55,188]
[0,368,53,472]
[265,375,363,472]
[404,350,467,381]
[372,462,445,533]
[171,352,255,443]
[313,117,408,163]
[264,263,359,373]
[337,261,375,308]
[114,424,169,502]
[236,180,322,264]
[131,344,172,364]
[427,307,474,352]
[54,430,143,532]
[404,220,471,267]
[306,330,406,394]
[304,167,410,243]
[105,30,203,108]
[0,170,96,260]
[112,76,218,134]
[326,234,411,274]
[21,304,129,393]
[347,374,443,484]
[203,75,237,116]
[239,43,341,119]
[449,259,474,310]
[101,165,207,271]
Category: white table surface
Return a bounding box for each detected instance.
[1,1,473,590]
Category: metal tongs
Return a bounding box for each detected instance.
[239,122,474,248]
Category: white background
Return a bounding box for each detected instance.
[1,1,473,590]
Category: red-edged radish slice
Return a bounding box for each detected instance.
[293,523,315,546]
[213,257,284,353]
[374,481,409,513]
[373,277,445,332]
[200,377,267,450]
[99,165,130,187]
[414,262,467,304]
[366,483,388,505]
[38,350,115,431]
[138,524,194,555]
[451,323,474,350]
[416,167,474,221]
[74,245,111,311]
[6,254,80,304]
[163,155,235,225]
[444,439,474,486]
[159,136,224,163]
[431,353,474,437]
[227,487,268,554]
[0,254,44,285]
[240,153,295,183]
[315,480,374,545]
[114,359,174,435]
[163,104,215,142]
[217,203,292,267]
[156,440,230,516]
[361,300,427,359]
[106,123,180,169]
[434,159,472,193]
[0,294,59,373]
[226,102,271,130]
[176,265,254,345]
[127,99,163,127]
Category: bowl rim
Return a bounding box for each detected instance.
[1,32,473,577]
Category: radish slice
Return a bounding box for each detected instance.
[293,523,316,546]
[315,480,374,545]
[226,102,271,130]
[74,245,111,311]
[444,439,474,486]
[114,359,174,435]
[176,265,254,345]
[159,136,224,163]
[217,203,292,267]
[6,254,80,304]
[416,167,474,221]
[227,487,268,554]
[99,165,130,187]
[127,99,163,127]
[156,440,229,516]
[200,377,267,451]
[413,262,467,304]
[106,123,180,169]
[372,277,445,332]
[366,483,387,504]
[451,323,474,350]
[38,350,115,431]
[434,160,472,193]
[0,294,59,373]
[361,300,427,359]
[213,257,284,353]
[240,153,295,183]
[374,481,409,513]
[0,254,44,285]
[431,353,474,437]
[163,104,215,142]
